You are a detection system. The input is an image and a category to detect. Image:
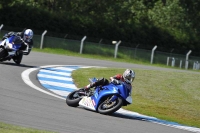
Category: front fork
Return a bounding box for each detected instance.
[109,95,118,102]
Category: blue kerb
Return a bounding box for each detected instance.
[38,71,71,77]
[41,84,75,92]
[37,77,73,84]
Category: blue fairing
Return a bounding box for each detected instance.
[6,36,22,50]
[91,82,130,109]
[6,35,15,43]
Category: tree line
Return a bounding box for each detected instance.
[0,0,199,56]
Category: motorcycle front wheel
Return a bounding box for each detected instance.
[12,51,23,65]
[97,96,123,115]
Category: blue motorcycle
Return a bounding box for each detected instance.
[0,35,28,64]
[66,77,132,115]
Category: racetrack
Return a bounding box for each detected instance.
[0,51,199,133]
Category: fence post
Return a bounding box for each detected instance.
[180,60,182,68]
[197,61,200,70]
[40,30,47,49]
[185,50,192,69]
[193,61,199,70]
[114,40,121,58]
[99,39,103,44]
[0,24,4,31]
[167,57,169,66]
[171,57,175,67]
[150,45,157,64]
[80,36,87,54]
[193,62,196,70]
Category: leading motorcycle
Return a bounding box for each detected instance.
[66,77,132,115]
[0,35,28,64]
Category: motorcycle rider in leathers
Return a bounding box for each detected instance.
[82,69,135,96]
[2,28,34,55]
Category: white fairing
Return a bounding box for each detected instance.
[0,40,6,47]
[79,96,96,111]
[126,96,132,104]
[0,40,13,49]
[6,42,13,49]
[23,43,29,53]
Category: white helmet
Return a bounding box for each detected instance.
[123,69,135,84]
[23,29,33,42]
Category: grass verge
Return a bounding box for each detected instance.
[0,122,56,133]
[33,48,200,127]
[72,68,200,128]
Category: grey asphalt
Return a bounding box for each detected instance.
[0,51,195,133]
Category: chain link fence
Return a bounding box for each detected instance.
[1,29,200,70]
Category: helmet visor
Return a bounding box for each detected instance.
[126,75,134,83]
[24,35,31,42]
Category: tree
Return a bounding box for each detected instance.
[0,0,13,8]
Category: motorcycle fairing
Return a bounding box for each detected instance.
[78,85,120,111]
[0,40,6,47]
[91,83,123,109]
[89,77,131,101]
[6,36,22,50]
[79,96,96,111]
[79,78,132,111]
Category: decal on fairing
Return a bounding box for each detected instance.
[79,97,96,110]
[92,99,96,106]
[94,91,98,98]
[112,87,118,92]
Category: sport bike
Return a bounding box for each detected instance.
[66,77,132,115]
[0,35,28,64]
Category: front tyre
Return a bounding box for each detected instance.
[12,51,23,65]
[97,96,123,115]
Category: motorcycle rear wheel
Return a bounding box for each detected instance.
[0,47,7,61]
[66,90,83,107]
[97,96,123,115]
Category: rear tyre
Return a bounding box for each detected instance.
[66,90,84,107]
[0,47,7,61]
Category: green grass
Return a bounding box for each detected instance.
[72,68,200,128]
[0,122,56,133]
[32,48,171,67]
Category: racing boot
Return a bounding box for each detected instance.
[83,82,96,91]
[79,83,95,96]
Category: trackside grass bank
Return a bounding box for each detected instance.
[33,48,200,127]
[72,68,200,128]
[0,122,56,133]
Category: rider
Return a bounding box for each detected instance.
[82,69,135,95]
[2,28,34,55]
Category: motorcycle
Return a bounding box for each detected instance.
[0,35,28,64]
[66,77,132,115]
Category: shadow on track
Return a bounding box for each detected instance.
[0,62,37,68]
[74,106,147,121]
[111,112,147,121]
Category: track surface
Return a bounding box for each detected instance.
[0,51,199,133]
